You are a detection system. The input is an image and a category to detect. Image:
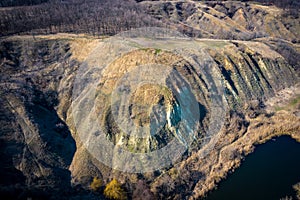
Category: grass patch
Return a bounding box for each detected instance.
[198,40,229,48]
[155,48,162,55]
[275,95,300,111]
[139,48,162,55]
[288,95,300,107]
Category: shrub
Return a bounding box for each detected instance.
[104,179,127,200]
[90,177,102,192]
[293,182,300,200]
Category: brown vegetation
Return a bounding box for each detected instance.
[294,182,300,200]
[1,0,299,43]
[0,0,162,37]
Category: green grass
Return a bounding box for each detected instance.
[198,40,229,48]
[155,48,162,55]
[289,95,300,107]
[275,95,300,111]
[139,48,162,55]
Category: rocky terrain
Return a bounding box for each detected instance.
[0,1,300,200]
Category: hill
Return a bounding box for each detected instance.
[0,32,299,199]
[0,1,300,199]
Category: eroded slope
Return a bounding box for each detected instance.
[0,33,299,199]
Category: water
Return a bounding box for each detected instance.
[205,136,300,200]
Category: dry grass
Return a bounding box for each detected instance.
[68,37,101,62]
[266,85,300,111]
[7,33,102,62]
[188,108,300,199]
[242,41,283,59]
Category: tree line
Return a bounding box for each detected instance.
[0,0,162,37]
[0,0,298,37]
[0,0,49,7]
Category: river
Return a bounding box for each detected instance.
[205,136,300,200]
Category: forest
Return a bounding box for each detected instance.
[0,0,49,7]
[0,0,299,37]
[0,0,162,37]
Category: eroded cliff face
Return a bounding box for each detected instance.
[0,32,299,199]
